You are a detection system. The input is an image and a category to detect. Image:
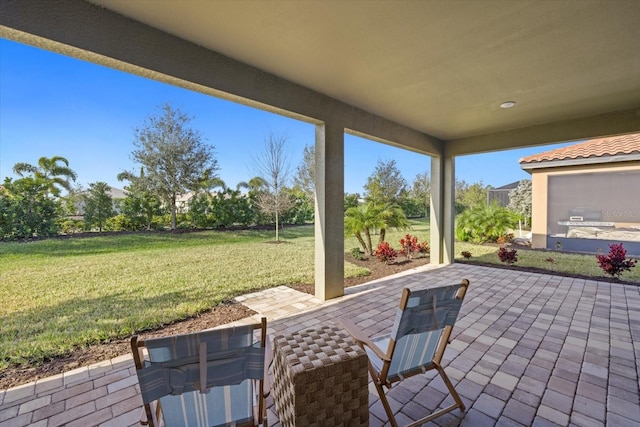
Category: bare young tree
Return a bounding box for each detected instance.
[252,132,293,241]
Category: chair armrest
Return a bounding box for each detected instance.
[338,317,389,362]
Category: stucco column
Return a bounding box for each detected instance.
[314,122,345,300]
[430,154,456,264]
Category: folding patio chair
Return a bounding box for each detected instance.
[131,317,270,427]
[340,279,469,427]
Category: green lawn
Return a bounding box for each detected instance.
[455,241,640,282]
[2,220,638,369]
[0,226,371,368]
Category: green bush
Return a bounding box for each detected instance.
[455,203,517,243]
[104,214,144,231]
[350,247,365,260]
[57,218,85,234]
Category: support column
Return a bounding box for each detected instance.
[430,154,455,264]
[314,122,345,300]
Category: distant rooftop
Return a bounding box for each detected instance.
[520,132,640,170]
[492,181,522,191]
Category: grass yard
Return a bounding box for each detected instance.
[2,218,638,370]
[0,226,369,368]
[456,241,640,283]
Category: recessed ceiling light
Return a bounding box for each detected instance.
[500,101,516,109]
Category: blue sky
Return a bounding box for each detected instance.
[1,39,573,195]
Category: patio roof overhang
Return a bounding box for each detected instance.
[1,0,639,299]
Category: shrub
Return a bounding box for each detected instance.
[455,203,517,243]
[399,234,419,259]
[498,247,518,264]
[461,251,472,260]
[374,242,397,264]
[596,243,637,279]
[104,214,143,232]
[418,241,430,254]
[57,218,84,234]
[496,233,514,245]
[350,247,365,260]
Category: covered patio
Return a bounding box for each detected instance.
[1,0,639,300]
[1,2,639,426]
[2,263,639,426]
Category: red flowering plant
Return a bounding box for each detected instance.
[596,243,637,279]
[374,242,397,264]
[497,247,518,264]
[399,234,420,259]
[418,241,430,255]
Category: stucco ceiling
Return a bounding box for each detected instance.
[88,0,640,143]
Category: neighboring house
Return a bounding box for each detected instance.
[520,133,640,256]
[487,181,521,207]
[175,191,197,213]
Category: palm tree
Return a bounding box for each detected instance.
[344,202,385,255]
[236,176,267,192]
[345,202,410,255]
[204,177,227,193]
[13,156,77,197]
[377,203,410,244]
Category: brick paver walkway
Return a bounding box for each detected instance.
[1,263,639,426]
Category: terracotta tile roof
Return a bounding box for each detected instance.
[520,132,640,165]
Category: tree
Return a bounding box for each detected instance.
[60,183,85,216]
[344,193,360,211]
[0,176,60,239]
[12,155,77,197]
[345,202,384,255]
[128,103,219,229]
[280,187,314,225]
[364,159,407,205]
[236,176,267,193]
[508,179,532,227]
[410,171,431,217]
[344,201,409,255]
[377,203,410,244]
[238,176,270,226]
[455,180,489,213]
[83,182,114,232]
[118,168,164,230]
[293,144,315,198]
[252,132,293,241]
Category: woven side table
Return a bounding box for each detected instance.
[272,325,369,426]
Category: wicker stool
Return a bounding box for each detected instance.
[272,325,369,426]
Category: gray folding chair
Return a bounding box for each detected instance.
[340,279,469,427]
[131,317,269,427]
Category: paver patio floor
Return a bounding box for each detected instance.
[1,263,639,426]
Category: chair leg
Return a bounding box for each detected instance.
[374,381,399,427]
[404,365,465,427]
[435,363,465,411]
